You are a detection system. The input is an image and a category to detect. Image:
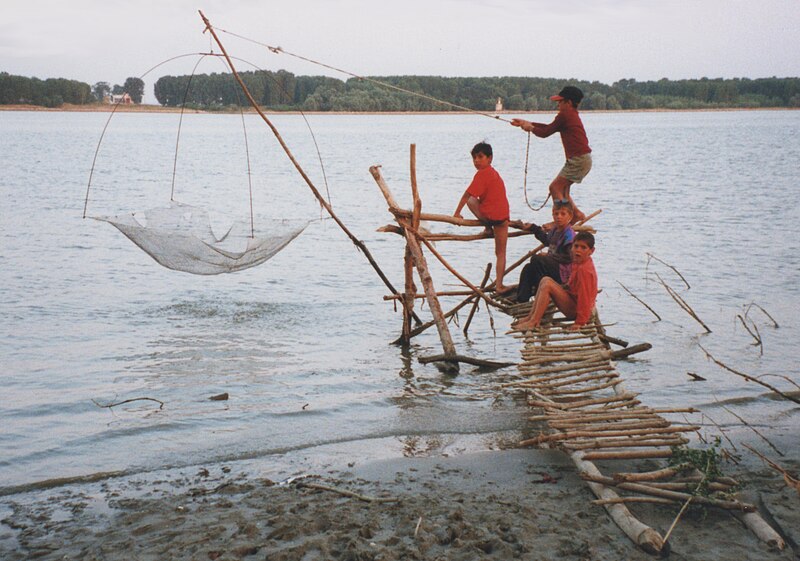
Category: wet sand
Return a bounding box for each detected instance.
[1,448,797,560]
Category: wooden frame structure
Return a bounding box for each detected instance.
[200,16,783,553]
[371,147,783,552]
[369,145,534,372]
[370,145,599,371]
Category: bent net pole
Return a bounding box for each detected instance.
[198,11,419,323]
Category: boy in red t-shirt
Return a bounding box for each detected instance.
[510,86,592,222]
[454,142,511,293]
[513,232,598,332]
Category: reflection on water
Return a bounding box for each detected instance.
[1,110,799,489]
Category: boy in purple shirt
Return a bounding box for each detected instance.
[516,201,575,303]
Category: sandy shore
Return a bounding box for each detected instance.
[1,447,797,560]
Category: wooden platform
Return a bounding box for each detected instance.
[501,301,785,553]
[367,152,784,553]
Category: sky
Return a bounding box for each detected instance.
[2,0,799,103]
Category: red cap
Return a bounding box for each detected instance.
[550,86,584,104]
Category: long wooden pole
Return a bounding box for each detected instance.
[418,236,499,309]
[404,222,458,370]
[463,263,492,335]
[409,144,421,231]
[399,210,602,341]
[369,165,458,371]
[401,245,414,344]
[197,11,420,324]
[398,146,422,345]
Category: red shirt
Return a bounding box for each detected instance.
[532,106,591,160]
[567,257,598,326]
[466,165,509,221]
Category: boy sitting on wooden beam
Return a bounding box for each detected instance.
[513,231,598,332]
[453,142,511,294]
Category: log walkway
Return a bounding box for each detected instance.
[502,302,785,554]
[368,148,784,554]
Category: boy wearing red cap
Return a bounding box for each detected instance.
[511,86,592,222]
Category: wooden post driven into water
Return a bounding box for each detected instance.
[370,147,520,372]
[370,154,458,373]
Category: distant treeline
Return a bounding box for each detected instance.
[0,72,144,107]
[2,69,800,110]
[154,72,800,111]
[0,72,92,107]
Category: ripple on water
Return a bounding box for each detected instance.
[1,110,799,489]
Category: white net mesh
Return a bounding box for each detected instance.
[94,202,309,275]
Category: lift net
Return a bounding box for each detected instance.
[95,202,309,275]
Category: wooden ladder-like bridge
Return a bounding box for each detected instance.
[502,304,785,554]
[369,149,785,554]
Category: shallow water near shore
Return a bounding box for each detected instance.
[1,109,799,493]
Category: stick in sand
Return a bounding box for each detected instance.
[698,343,800,405]
[757,374,800,392]
[295,481,399,503]
[662,459,710,545]
[715,397,784,457]
[736,314,763,355]
[743,444,800,496]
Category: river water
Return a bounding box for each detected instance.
[1,109,798,490]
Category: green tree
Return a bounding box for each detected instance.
[93,82,111,102]
[586,92,606,110]
[146,71,800,111]
[606,95,622,110]
[123,77,145,103]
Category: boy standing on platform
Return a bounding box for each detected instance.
[454,142,511,294]
[510,86,592,222]
[513,232,598,332]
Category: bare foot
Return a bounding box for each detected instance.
[513,320,539,331]
[494,284,515,296]
[572,210,586,223]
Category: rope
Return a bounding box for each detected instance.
[84,52,209,219]
[214,27,513,124]
[169,55,258,238]
[226,55,334,211]
[217,56,257,238]
[84,52,334,227]
[522,131,550,212]
[171,55,206,202]
[212,26,554,216]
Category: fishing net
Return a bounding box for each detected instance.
[94,201,309,275]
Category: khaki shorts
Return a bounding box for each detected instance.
[559,153,592,183]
